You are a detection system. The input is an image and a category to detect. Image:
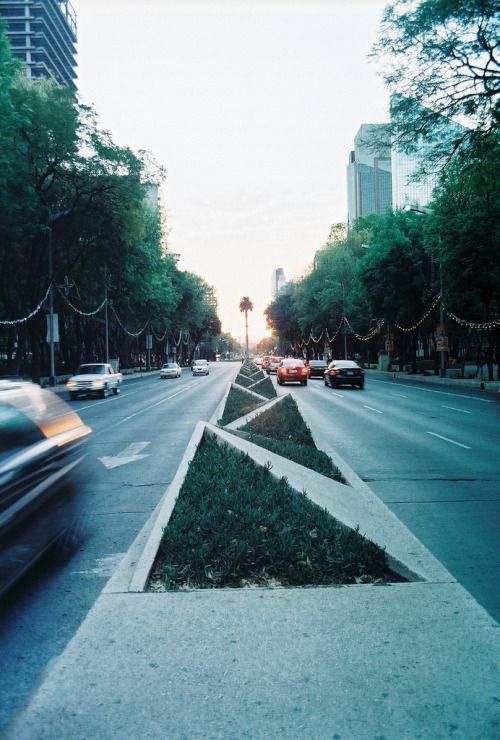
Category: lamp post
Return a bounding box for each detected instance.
[404,205,446,377]
[335,281,347,360]
[46,209,71,386]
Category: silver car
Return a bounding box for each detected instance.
[192,359,209,376]
[160,362,181,379]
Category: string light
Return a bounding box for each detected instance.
[394,295,441,332]
[0,283,52,325]
[445,308,500,331]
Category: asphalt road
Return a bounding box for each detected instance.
[279,370,500,622]
[0,362,237,733]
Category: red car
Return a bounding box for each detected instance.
[276,358,310,386]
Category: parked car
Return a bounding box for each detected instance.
[192,359,209,376]
[307,359,328,378]
[276,358,310,386]
[0,381,92,597]
[160,362,181,379]
[324,360,365,389]
[67,363,122,399]
[265,356,283,374]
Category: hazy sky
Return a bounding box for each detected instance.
[72,0,390,342]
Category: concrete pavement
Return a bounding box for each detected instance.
[5,369,500,739]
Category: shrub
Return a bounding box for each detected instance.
[219,386,262,426]
[242,395,315,446]
[150,435,388,590]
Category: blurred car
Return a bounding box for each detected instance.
[276,358,310,386]
[253,356,263,366]
[265,356,283,374]
[324,360,365,389]
[192,359,209,376]
[307,359,328,378]
[160,362,181,379]
[260,356,271,371]
[0,381,92,597]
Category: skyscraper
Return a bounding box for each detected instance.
[271,268,286,299]
[346,124,392,225]
[0,0,77,89]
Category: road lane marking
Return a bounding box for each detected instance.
[427,432,471,449]
[370,378,493,402]
[391,393,408,398]
[113,384,196,427]
[99,441,151,469]
[363,405,384,414]
[443,405,472,414]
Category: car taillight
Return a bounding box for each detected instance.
[301,367,308,375]
[330,370,337,377]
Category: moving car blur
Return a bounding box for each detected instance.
[159,362,181,379]
[0,381,92,597]
[265,357,283,374]
[276,358,310,386]
[324,360,365,389]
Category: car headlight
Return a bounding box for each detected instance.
[67,380,76,387]
[92,380,105,388]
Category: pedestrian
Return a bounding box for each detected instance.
[474,346,485,379]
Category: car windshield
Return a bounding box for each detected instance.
[163,363,177,369]
[194,360,207,365]
[77,365,106,374]
[310,361,326,366]
[282,359,304,366]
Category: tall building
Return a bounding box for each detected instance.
[346,124,392,225]
[271,268,286,300]
[390,103,466,211]
[0,0,77,89]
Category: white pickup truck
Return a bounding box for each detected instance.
[67,363,122,400]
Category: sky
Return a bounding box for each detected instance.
[71,0,390,344]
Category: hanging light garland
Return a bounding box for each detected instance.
[344,317,385,341]
[56,285,107,317]
[445,308,500,331]
[0,283,52,325]
[394,295,441,332]
[325,316,344,343]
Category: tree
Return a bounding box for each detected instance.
[239,296,253,355]
[424,132,500,352]
[373,0,500,168]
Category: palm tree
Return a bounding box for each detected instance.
[239,296,253,356]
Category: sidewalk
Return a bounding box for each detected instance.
[6,375,499,739]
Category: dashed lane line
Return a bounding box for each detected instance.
[427,431,471,449]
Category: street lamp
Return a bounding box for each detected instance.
[334,281,347,360]
[46,209,71,387]
[404,205,446,377]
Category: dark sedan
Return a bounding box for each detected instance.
[0,381,92,597]
[307,359,328,378]
[324,360,365,389]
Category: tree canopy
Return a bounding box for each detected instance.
[373,0,500,167]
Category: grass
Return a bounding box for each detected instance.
[219,385,263,426]
[236,395,345,482]
[246,375,276,399]
[149,434,389,590]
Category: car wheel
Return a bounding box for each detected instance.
[358,382,365,389]
[100,384,109,399]
[69,391,78,400]
[301,379,307,386]
[113,385,120,395]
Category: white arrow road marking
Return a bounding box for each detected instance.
[98,441,151,469]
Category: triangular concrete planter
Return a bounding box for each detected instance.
[108,402,452,593]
